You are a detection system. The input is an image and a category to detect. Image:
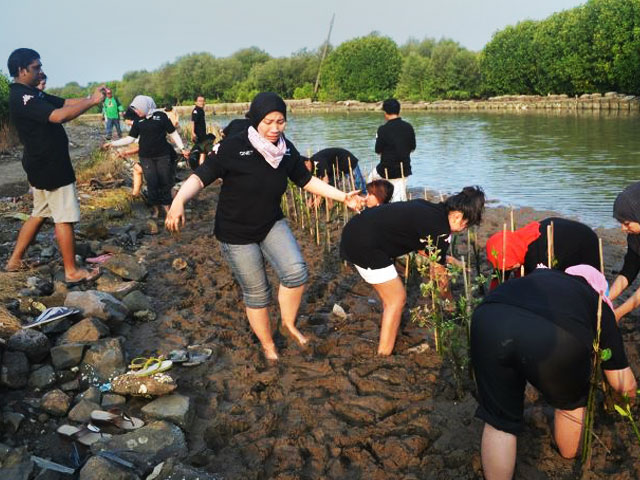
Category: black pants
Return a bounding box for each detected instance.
[470,302,591,434]
[139,154,173,206]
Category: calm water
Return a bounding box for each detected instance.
[209,111,640,228]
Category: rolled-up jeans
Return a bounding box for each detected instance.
[219,219,308,308]
[105,117,121,138]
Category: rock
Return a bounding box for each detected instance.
[0,446,34,480]
[65,291,129,325]
[91,421,187,468]
[103,254,148,281]
[42,317,74,335]
[29,364,57,389]
[141,394,193,428]
[68,399,102,423]
[96,276,140,300]
[81,221,109,240]
[40,389,71,416]
[60,379,80,391]
[144,220,159,235]
[79,455,140,480]
[81,338,126,383]
[0,305,22,339]
[101,393,126,409]
[172,258,187,271]
[50,343,86,369]
[332,303,347,320]
[146,457,222,480]
[133,310,156,322]
[7,329,50,362]
[1,350,29,388]
[57,318,110,345]
[2,412,25,433]
[111,373,177,397]
[122,291,152,313]
[78,386,102,404]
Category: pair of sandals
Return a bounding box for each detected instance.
[167,345,213,366]
[57,410,144,446]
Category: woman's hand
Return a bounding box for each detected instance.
[344,190,365,212]
[181,149,190,159]
[165,200,186,232]
[101,142,112,150]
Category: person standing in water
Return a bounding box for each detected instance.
[191,95,207,144]
[371,98,416,202]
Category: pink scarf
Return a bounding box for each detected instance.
[247,126,287,169]
[565,265,614,311]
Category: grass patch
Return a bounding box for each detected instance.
[75,149,127,184]
[0,122,19,152]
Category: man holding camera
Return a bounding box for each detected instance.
[5,48,105,284]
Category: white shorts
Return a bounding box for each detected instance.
[354,264,398,284]
[32,182,81,223]
[367,169,407,202]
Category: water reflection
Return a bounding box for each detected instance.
[209,110,640,228]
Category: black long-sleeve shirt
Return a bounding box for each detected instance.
[194,130,312,244]
[311,148,359,184]
[374,117,416,179]
[619,235,640,284]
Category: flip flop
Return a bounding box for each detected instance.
[4,259,41,272]
[132,358,172,377]
[90,409,144,430]
[183,345,213,367]
[56,424,112,447]
[85,254,113,264]
[65,268,101,287]
[22,306,81,329]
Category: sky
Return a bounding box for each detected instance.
[1,0,585,88]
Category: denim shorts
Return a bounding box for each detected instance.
[219,219,308,308]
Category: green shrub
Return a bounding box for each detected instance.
[0,72,10,125]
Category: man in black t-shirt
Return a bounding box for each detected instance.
[372,98,416,202]
[304,147,366,191]
[191,95,207,144]
[5,48,105,284]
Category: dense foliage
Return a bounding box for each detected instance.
[481,0,640,96]
[42,0,640,106]
[0,72,10,125]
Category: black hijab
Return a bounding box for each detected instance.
[247,92,287,128]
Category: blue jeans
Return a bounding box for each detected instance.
[105,117,121,139]
[219,219,308,308]
[352,165,366,192]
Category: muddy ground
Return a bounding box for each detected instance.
[0,122,639,479]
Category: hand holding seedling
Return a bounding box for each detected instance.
[344,190,364,212]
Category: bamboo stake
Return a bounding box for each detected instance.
[547,223,554,268]
[510,207,515,232]
[299,188,305,230]
[423,187,428,200]
[599,237,604,275]
[404,254,410,286]
[384,168,389,180]
[400,162,407,200]
[501,223,507,283]
[289,187,298,223]
[325,192,330,223]
[314,196,320,245]
[341,171,348,225]
[347,156,356,192]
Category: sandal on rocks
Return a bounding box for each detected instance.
[130,358,172,377]
[91,409,144,430]
[22,306,81,329]
[65,268,101,287]
[56,424,112,446]
[168,346,213,366]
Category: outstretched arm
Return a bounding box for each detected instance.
[604,367,637,397]
[165,174,205,232]
[613,282,640,322]
[303,176,363,211]
[49,85,105,123]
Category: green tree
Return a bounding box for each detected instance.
[0,72,11,125]
[395,53,431,101]
[320,34,403,101]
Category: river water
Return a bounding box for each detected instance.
[210,110,640,228]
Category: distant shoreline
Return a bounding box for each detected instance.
[77,93,640,122]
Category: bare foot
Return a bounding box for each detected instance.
[5,259,30,272]
[262,342,279,361]
[282,324,308,347]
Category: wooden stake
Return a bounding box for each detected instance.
[423,187,428,200]
[510,207,515,232]
[347,156,356,192]
[598,237,604,275]
[314,196,320,245]
[502,223,507,283]
[400,162,407,200]
[404,254,410,286]
[341,171,348,225]
[299,188,305,229]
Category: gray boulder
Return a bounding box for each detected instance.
[103,254,148,282]
[65,290,129,325]
[1,350,29,389]
[141,394,193,429]
[122,291,152,313]
[91,421,187,468]
[7,329,50,362]
[101,393,126,409]
[77,386,102,404]
[50,343,85,370]
[0,446,34,480]
[81,337,126,383]
[29,364,57,389]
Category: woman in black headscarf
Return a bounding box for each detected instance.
[609,181,640,320]
[165,92,363,361]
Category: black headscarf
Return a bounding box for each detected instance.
[613,181,640,223]
[247,92,287,128]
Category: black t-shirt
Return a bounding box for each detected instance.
[129,111,176,158]
[9,83,75,190]
[311,148,359,183]
[222,118,250,139]
[194,130,312,244]
[619,234,640,284]
[523,217,601,274]
[191,106,206,140]
[340,199,450,269]
[374,117,416,179]
[482,269,628,371]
